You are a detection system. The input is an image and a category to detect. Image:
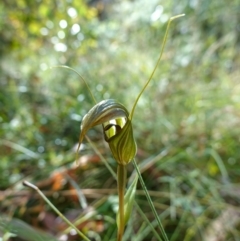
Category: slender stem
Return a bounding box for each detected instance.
[117,164,127,241]
[51,65,97,104]
[132,159,169,241]
[23,181,91,241]
[129,14,185,120]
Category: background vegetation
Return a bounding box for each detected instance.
[1,0,240,240]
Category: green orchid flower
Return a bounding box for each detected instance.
[77,99,137,166]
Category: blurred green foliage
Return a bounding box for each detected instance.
[1,0,240,240]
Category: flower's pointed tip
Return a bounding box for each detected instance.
[75,139,83,166]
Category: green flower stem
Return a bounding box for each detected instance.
[52,66,97,104]
[117,164,127,241]
[132,159,169,241]
[22,181,91,241]
[129,14,185,120]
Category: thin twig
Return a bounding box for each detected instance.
[22,181,91,241]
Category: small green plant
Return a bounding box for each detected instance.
[23,14,184,241]
[76,14,184,241]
